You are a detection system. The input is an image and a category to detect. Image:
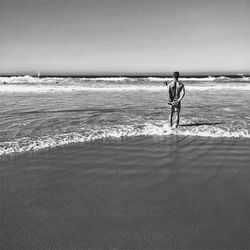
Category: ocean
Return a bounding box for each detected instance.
[0,75,249,155]
[1,75,250,249]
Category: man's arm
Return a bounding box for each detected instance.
[167,85,173,103]
[176,85,185,103]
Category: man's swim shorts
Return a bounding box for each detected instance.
[169,101,181,114]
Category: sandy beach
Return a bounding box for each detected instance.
[1,135,249,249]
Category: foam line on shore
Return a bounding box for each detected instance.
[1,123,249,156]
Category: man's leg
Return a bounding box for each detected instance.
[169,112,173,127]
[174,112,180,128]
[173,103,181,128]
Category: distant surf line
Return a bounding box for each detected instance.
[1,85,250,93]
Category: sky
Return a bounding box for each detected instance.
[0,0,249,75]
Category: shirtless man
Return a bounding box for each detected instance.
[167,71,185,128]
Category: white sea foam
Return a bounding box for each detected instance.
[83,77,129,81]
[0,76,129,83]
[147,76,216,81]
[0,123,249,156]
[0,75,64,84]
[1,73,250,93]
[1,75,250,85]
[1,83,250,93]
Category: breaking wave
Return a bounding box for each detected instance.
[0,74,249,84]
[1,74,249,93]
[1,122,249,156]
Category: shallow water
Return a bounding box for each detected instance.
[0,76,250,155]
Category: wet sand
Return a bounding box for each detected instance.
[1,136,249,249]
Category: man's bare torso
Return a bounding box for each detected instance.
[168,80,184,101]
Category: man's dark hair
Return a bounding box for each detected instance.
[173,71,179,79]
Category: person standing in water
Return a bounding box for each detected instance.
[167,71,185,128]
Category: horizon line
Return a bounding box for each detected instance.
[1,71,250,77]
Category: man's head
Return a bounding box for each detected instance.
[173,71,179,80]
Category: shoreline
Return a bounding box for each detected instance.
[1,134,250,158]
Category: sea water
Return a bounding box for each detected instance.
[0,75,249,155]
